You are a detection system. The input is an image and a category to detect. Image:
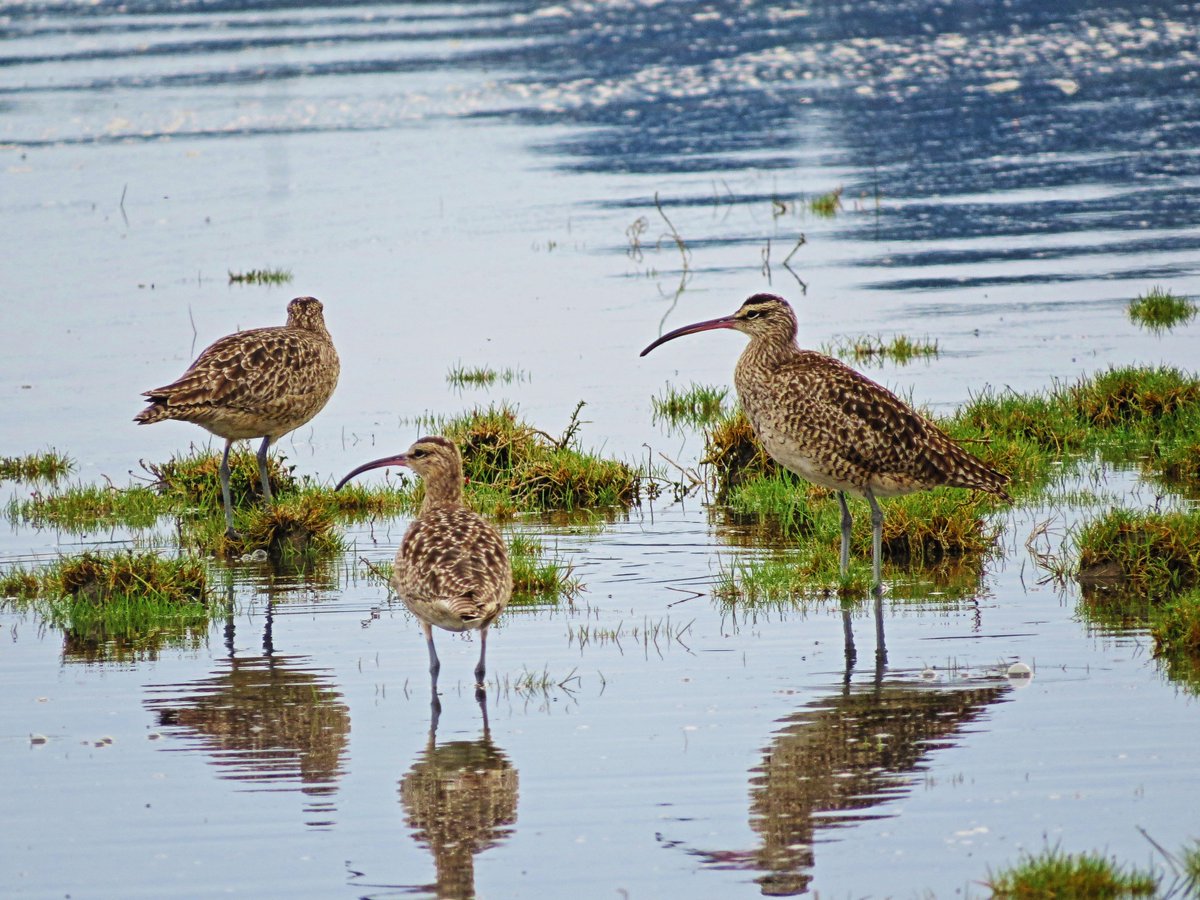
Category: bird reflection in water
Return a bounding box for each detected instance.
[398,699,519,899]
[683,676,1010,895]
[143,605,350,828]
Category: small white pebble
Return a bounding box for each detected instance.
[29,733,48,745]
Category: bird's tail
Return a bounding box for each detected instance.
[134,397,170,425]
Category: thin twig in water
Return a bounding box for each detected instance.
[654,191,691,273]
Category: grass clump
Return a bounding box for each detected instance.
[182,494,343,561]
[1150,588,1200,657]
[446,363,527,388]
[227,267,292,285]
[1075,506,1200,596]
[1127,285,1196,331]
[508,532,580,604]
[0,449,73,482]
[808,186,843,217]
[702,410,780,499]
[7,483,171,531]
[144,445,298,510]
[1,552,214,662]
[822,334,939,366]
[651,383,729,428]
[984,845,1158,897]
[439,402,640,514]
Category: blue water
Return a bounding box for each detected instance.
[2,1,1199,897]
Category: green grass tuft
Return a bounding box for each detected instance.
[984,845,1159,897]
[1127,285,1196,331]
[227,267,293,285]
[144,446,298,510]
[508,532,581,604]
[1075,506,1200,597]
[1150,587,1200,657]
[808,186,843,217]
[446,363,527,388]
[6,483,171,532]
[0,449,73,482]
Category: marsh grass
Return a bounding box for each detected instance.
[0,449,73,482]
[1127,285,1196,331]
[7,483,170,531]
[702,410,779,499]
[0,552,214,662]
[984,845,1159,897]
[1075,507,1200,596]
[808,186,843,217]
[144,445,298,510]
[1150,588,1200,657]
[713,550,872,603]
[651,383,729,428]
[227,267,292,285]
[438,403,640,514]
[446,363,527,388]
[823,334,939,365]
[183,495,343,561]
[508,532,580,604]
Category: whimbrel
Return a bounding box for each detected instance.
[336,436,512,703]
[640,293,1010,594]
[135,296,340,538]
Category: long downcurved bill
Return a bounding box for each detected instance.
[334,453,409,491]
[639,316,737,357]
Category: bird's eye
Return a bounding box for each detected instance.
[743,310,762,319]
[410,449,426,458]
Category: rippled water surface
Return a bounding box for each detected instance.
[3,1,1200,897]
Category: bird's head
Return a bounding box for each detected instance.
[335,436,464,495]
[286,296,328,332]
[639,293,798,356]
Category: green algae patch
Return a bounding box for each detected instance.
[1127,285,1196,331]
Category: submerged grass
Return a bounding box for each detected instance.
[1150,588,1200,657]
[508,532,580,604]
[1127,285,1196,331]
[808,186,843,217]
[651,383,729,428]
[0,449,73,483]
[984,845,1159,897]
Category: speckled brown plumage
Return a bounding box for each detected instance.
[135,296,339,537]
[335,436,512,697]
[641,293,1009,593]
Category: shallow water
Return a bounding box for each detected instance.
[3,1,1200,897]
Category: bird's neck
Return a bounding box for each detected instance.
[740,331,798,370]
[419,476,465,513]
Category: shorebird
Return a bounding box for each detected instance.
[640,293,1010,594]
[335,436,512,702]
[135,296,340,538]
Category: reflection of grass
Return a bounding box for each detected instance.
[1,552,215,663]
[984,845,1158,897]
[1128,285,1195,330]
[508,532,580,604]
[227,267,292,285]
[0,450,73,483]
[652,383,729,428]
[1151,588,1200,656]
[823,334,939,365]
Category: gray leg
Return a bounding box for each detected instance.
[866,489,884,594]
[842,603,857,672]
[219,440,238,538]
[423,622,441,683]
[474,628,488,693]
[256,436,274,505]
[837,491,853,576]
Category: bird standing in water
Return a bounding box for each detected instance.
[135,296,340,538]
[640,293,1010,595]
[336,436,512,705]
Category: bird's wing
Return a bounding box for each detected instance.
[144,326,329,413]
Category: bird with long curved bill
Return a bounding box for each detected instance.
[641,293,1010,660]
[336,436,512,707]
